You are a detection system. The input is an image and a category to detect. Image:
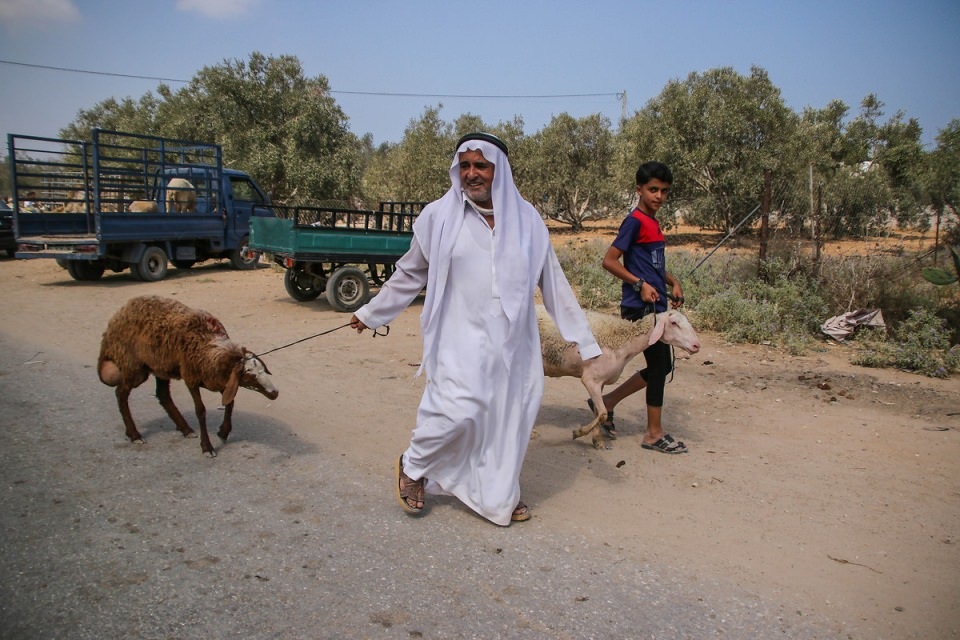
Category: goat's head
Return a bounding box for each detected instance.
[223,350,279,405]
[649,310,701,354]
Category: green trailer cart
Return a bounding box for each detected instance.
[248,201,426,312]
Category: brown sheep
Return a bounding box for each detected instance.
[97,295,279,457]
[165,178,196,213]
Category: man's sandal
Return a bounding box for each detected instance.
[641,434,688,454]
[395,455,425,515]
[586,398,617,439]
[511,501,532,522]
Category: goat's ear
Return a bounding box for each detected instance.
[648,315,666,346]
[222,363,241,406]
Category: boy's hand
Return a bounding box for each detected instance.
[669,284,685,309]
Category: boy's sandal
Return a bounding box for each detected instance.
[641,434,688,454]
[395,455,425,515]
[586,398,617,439]
[511,501,532,522]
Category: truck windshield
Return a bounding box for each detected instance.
[231,177,264,204]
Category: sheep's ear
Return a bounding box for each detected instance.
[648,315,666,346]
[222,363,241,406]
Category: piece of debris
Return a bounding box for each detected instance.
[616,460,626,468]
[827,554,882,573]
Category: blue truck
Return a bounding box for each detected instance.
[7,128,273,281]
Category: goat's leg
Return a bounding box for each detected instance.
[217,401,235,441]
[116,386,144,444]
[155,378,195,438]
[187,386,215,457]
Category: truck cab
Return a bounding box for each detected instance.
[9,129,274,281]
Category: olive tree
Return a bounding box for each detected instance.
[524,113,620,230]
[619,66,799,232]
[156,52,362,203]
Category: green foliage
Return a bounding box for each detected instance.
[690,268,828,355]
[619,66,800,232]
[852,309,959,377]
[361,108,528,204]
[921,246,960,285]
[561,242,957,373]
[554,239,622,310]
[62,52,363,204]
[524,113,623,230]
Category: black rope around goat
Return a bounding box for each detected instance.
[255,322,390,358]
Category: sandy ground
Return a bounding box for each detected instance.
[0,254,957,639]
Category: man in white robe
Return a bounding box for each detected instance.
[350,133,601,526]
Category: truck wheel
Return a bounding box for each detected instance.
[66,260,105,281]
[284,268,323,301]
[134,246,168,282]
[229,235,259,270]
[325,266,369,313]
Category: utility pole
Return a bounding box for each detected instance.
[619,91,627,126]
[758,169,771,280]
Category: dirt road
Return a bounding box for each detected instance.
[0,257,957,638]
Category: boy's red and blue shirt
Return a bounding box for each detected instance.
[611,208,667,311]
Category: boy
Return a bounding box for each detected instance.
[591,161,688,453]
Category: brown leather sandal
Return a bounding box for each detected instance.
[395,455,425,515]
[511,501,531,522]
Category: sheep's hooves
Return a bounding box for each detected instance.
[204,450,217,458]
[132,438,145,445]
[183,432,198,439]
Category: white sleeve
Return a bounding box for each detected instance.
[354,234,429,329]
[539,246,602,360]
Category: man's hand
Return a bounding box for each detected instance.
[349,314,368,333]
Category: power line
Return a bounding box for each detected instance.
[0,59,188,83]
[0,59,620,100]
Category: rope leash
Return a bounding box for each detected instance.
[646,289,684,384]
[255,322,390,358]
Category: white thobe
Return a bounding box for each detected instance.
[356,202,600,526]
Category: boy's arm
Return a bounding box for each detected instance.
[665,270,685,309]
[602,245,658,304]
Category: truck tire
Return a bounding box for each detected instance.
[325,266,369,313]
[229,235,259,270]
[284,268,323,301]
[66,260,105,281]
[132,246,168,282]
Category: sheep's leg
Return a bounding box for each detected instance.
[155,378,195,438]
[115,386,144,444]
[217,401,235,441]
[574,386,610,450]
[187,386,215,458]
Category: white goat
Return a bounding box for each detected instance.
[165,178,196,213]
[539,306,701,449]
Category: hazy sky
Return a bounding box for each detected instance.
[1,0,958,149]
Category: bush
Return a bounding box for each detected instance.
[559,238,957,376]
[852,308,960,377]
[554,239,621,310]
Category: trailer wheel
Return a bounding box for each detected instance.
[229,235,259,270]
[133,246,168,282]
[66,260,105,281]
[284,268,323,301]
[325,266,369,312]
